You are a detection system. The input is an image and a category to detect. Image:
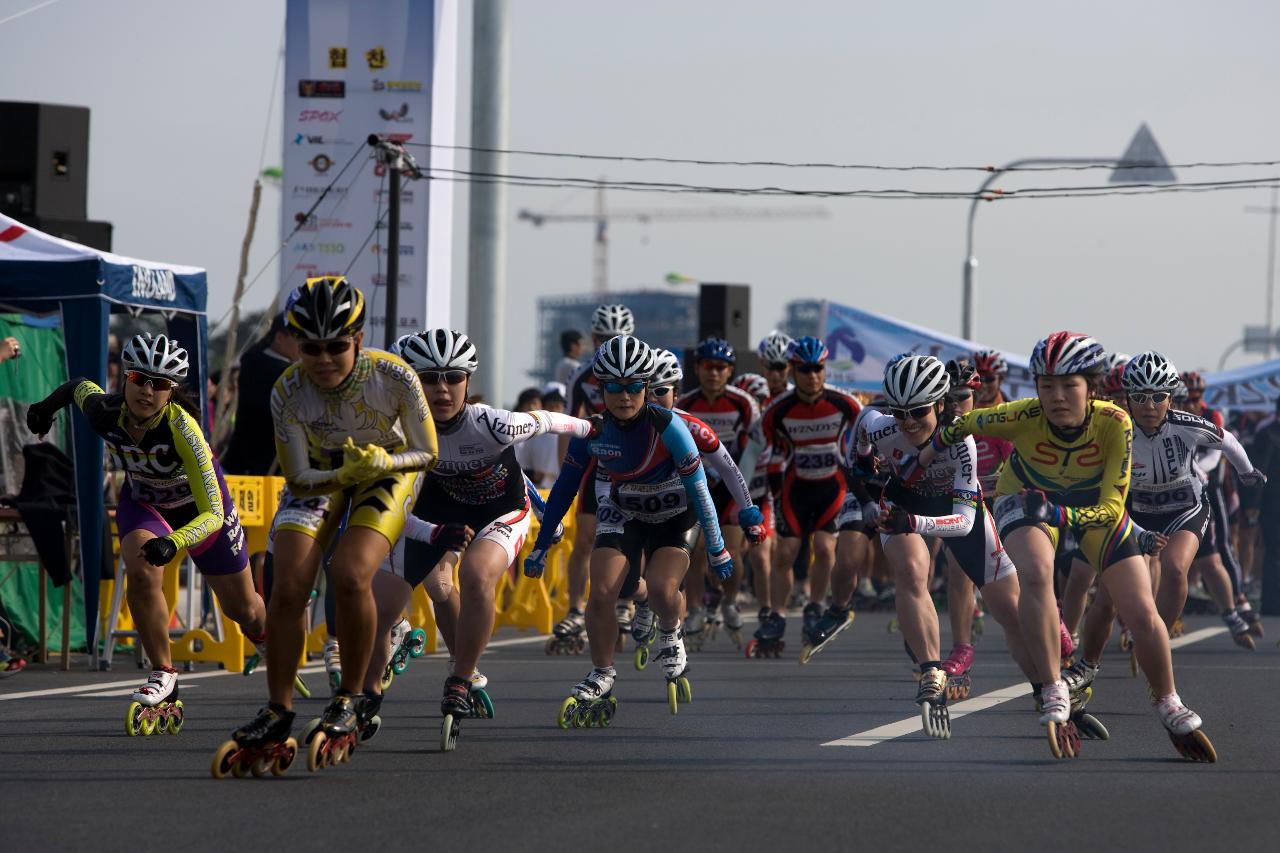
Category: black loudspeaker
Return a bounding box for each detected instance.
[32,217,113,252]
[698,283,751,357]
[0,102,90,221]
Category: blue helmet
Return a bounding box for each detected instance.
[695,337,736,364]
[787,336,829,366]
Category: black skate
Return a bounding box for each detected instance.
[745,612,786,659]
[800,606,853,665]
[211,706,298,779]
[545,609,587,655]
[440,675,472,751]
[800,601,823,645]
[302,693,364,772]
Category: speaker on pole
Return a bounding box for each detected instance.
[697,283,751,356]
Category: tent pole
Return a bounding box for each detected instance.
[212,180,262,445]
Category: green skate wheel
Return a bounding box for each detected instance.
[328,671,342,693]
[168,700,185,734]
[140,712,158,737]
[667,681,679,715]
[125,701,144,737]
[408,628,427,657]
[557,697,577,730]
[392,651,409,675]
[599,696,618,728]
[635,645,649,670]
[473,688,494,719]
[381,667,394,691]
[242,654,260,676]
[678,676,692,704]
[294,675,312,700]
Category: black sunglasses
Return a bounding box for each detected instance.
[1128,391,1170,405]
[765,361,788,372]
[420,370,469,386]
[888,404,933,421]
[794,363,825,374]
[947,390,973,402]
[299,339,353,357]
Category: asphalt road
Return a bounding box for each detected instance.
[2,611,1277,853]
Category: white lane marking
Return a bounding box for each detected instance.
[75,685,202,699]
[0,633,553,703]
[822,625,1227,747]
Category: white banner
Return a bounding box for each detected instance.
[282,0,441,341]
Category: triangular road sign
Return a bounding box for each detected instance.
[1110,123,1176,183]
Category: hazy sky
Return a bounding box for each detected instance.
[4,0,1280,400]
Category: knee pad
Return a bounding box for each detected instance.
[424,565,454,603]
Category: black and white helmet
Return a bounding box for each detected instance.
[651,349,684,387]
[757,330,794,364]
[1102,351,1132,373]
[883,355,949,408]
[1121,351,1180,394]
[592,334,655,382]
[122,333,189,381]
[591,303,635,337]
[392,329,479,375]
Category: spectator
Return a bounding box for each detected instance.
[515,382,566,488]
[220,312,298,475]
[555,329,584,386]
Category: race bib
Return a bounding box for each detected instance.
[614,478,687,522]
[1131,482,1197,513]
[794,442,839,480]
[129,475,193,509]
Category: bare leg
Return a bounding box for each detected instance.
[265,530,323,709]
[451,540,513,678]
[328,526,394,692]
[1103,555,1175,696]
[122,530,174,669]
[884,534,940,662]
[1003,526,1060,684]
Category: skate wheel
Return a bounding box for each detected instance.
[545,638,557,655]
[140,712,158,737]
[381,667,394,691]
[211,740,239,779]
[920,702,951,739]
[250,755,271,777]
[274,738,298,775]
[441,715,460,752]
[307,731,328,772]
[1234,632,1257,651]
[361,715,382,742]
[667,681,679,715]
[231,755,248,778]
[1047,720,1078,759]
[293,675,312,700]
[473,688,495,719]
[635,645,650,671]
[678,676,692,704]
[557,697,577,730]
[1129,649,1138,677]
[1075,712,1109,741]
[125,702,144,737]
[1170,729,1217,763]
[168,700,185,735]
[340,739,353,763]
[599,696,618,728]
[799,645,814,665]
[328,671,342,693]
[392,655,409,676]
[774,641,785,658]
[408,628,427,656]
[744,639,758,659]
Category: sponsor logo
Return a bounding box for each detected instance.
[294,213,353,231]
[292,242,345,254]
[298,109,342,123]
[298,79,345,98]
[365,46,388,69]
[374,188,414,203]
[294,133,353,146]
[370,243,415,256]
[309,154,333,174]
[328,47,348,69]
[131,266,176,301]
[291,185,348,197]
[372,79,423,92]
[369,273,410,287]
[378,103,412,123]
[293,262,319,273]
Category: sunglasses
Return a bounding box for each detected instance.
[794,363,825,375]
[948,390,973,402]
[765,361,788,372]
[1128,391,1170,405]
[649,386,674,397]
[888,404,933,421]
[420,370,469,386]
[299,339,353,357]
[126,370,177,391]
[701,361,733,372]
[979,375,999,384]
[604,381,647,395]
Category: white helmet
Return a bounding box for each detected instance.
[592,334,655,382]
[757,330,794,364]
[1122,351,1180,394]
[591,303,635,337]
[883,355,949,408]
[122,333,189,380]
[393,328,479,374]
[733,372,769,402]
[1102,351,1132,373]
[651,349,684,387]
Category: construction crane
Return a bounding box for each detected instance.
[517,182,829,294]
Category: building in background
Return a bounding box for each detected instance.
[533,289,699,385]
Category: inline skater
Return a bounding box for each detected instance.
[757,330,794,399]
[27,333,265,736]
[555,304,637,653]
[760,337,862,653]
[1066,353,1264,695]
[216,276,439,776]
[526,336,734,726]
[732,372,779,628]
[854,355,1038,738]
[916,332,1215,761]
[676,338,763,648]
[377,329,595,749]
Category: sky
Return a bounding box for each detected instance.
[4,0,1280,403]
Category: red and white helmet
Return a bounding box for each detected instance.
[733,372,769,402]
[1029,332,1105,377]
[971,349,1008,378]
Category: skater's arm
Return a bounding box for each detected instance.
[907,439,978,538]
[660,416,726,557]
[164,405,225,551]
[531,437,591,550]
[389,365,438,473]
[934,398,1030,449]
[26,378,105,435]
[704,441,754,513]
[270,384,345,497]
[403,514,441,543]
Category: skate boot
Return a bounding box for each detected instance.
[941,642,974,700]
[1059,618,1075,668]
[1155,692,1216,762]
[720,599,744,648]
[655,625,693,714]
[915,666,951,739]
[446,658,490,692]
[683,606,708,653]
[1224,611,1256,650]
[615,601,634,652]
[1040,680,1080,759]
[557,666,617,729]
[244,635,313,698]
[1168,615,1185,639]
[801,601,824,645]
[1067,684,1109,741]
[384,617,427,687]
[357,691,383,742]
[853,577,877,609]
[126,666,184,736]
[746,611,786,659]
[1238,602,1264,638]
[323,636,342,694]
[451,664,494,719]
[211,705,298,778]
[632,599,657,669]
[800,605,854,664]
[302,692,363,772]
[546,608,587,655]
[1061,658,1099,696]
[440,675,473,751]
[703,588,724,643]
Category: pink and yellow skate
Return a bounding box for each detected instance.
[942,642,974,700]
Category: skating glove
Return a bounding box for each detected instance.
[587,413,605,440]
[549,522,565,545]
[738,505,768,545]
[524,545,549,579]
[141,536,178,567]
[708,547,734,581]
[861,501,881,526]
[1020,488,1065,526]
[1135,527,1168,556]
[429,523,473,551]
[1239,469,1267,487]
[25,400,54,437]
[876,505,916,535]
[339,437,393,484]
[852,451,878,481]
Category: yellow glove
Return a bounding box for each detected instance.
[338,437,393,484]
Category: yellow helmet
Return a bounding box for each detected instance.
[287,276,366,340]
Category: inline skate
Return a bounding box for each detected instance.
[126,667,183,736]
[916,666,951,739]
[1039,680,1081,759]
[800,601,823,646]
[745,610,786,659]
[301,692,365,771]
[720,598,743,649]
[683,606,708,653]
[655,625,692,714]
[1224,611,1256,650]
[211,705,298,778]
[384,617,428,687]
[557,667,617,729]
[545,609,587,655]
[1155,692,1215,762]
[1239,602,1264,638]
[323,636,341,693]
[941,642,973,700]
[615,601,634,653]
[440,675,475,750]
[800,605,854,664]
[632,599,657,670]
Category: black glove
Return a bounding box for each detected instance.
[587,413,605,440]
[25,401,54,436]
[429,523,473,551]
[1136,529,1164,555]
[1020,488,1062,524]
[141,537,178,567]
[852,452,878,480]
[876,506,915,535]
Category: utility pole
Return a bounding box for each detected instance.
[467,0,510,405]
[1244,185,1280,357]
[370,135,419,349]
